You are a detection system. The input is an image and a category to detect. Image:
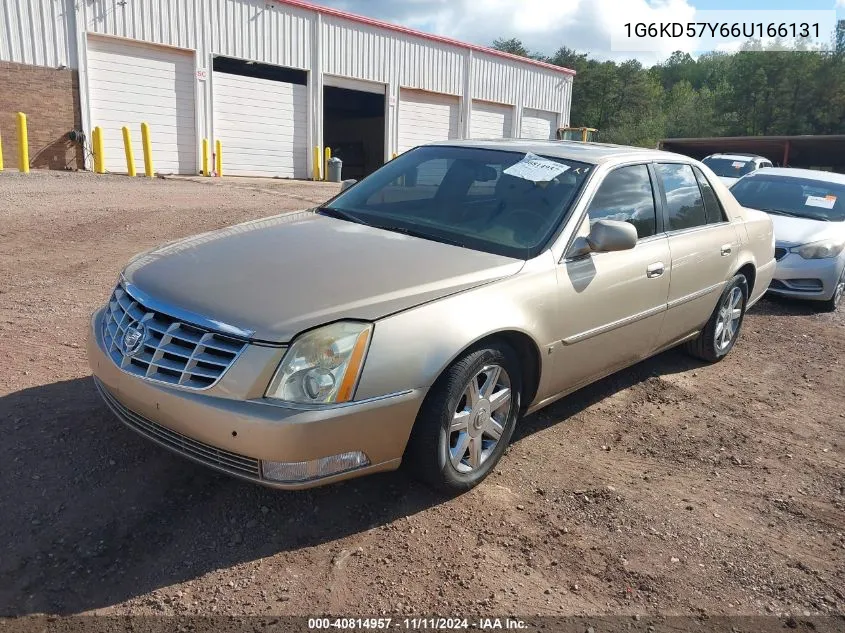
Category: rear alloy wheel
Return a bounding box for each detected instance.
[820,267,844,312]
[404,343,521,493]
[684,274,748,363]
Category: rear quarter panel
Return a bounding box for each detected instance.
[709,168,776,304]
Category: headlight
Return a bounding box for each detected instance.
[790,239,845,260]
[265,321,372,404]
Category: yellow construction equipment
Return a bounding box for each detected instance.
[556,126,598,142]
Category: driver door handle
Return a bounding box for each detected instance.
[646,262,665,278]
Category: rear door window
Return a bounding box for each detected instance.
[655,163,708,231]
[693,166,728,224]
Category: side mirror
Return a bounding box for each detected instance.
[568,219,638,258]
[340,179,357,192]
[587,219,638,252]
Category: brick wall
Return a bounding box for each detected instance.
[0,61,83,171]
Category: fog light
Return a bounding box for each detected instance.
[261,451,370,483]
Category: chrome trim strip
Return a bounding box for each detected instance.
[666,281,724,310]
[254,389,416,411]
[121,276,255,340]
[562,304,667,346]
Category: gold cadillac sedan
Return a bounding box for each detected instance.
[88,141,775,493]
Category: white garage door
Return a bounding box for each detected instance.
[397,89,460,153]
[213,71,308,178]
[520,108,558,140]
[470,101,514,139]
[86,37,196,174]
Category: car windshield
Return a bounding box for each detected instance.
[702,157,756,178]
[319,145,593,259]
[730,174,845,222]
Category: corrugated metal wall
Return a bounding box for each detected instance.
[0,0,76,68]
[321,16,465,96]
[1,0,573,174]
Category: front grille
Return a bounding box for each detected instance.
[774,247,788,261]
[95,378,261,480]
[102,284,247,389]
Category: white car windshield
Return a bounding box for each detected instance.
[702,157,756,178]
[731,174,845,222]
[319,145,593,259]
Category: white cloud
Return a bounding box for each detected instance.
[837,0,845,9]
[319,0,699,63]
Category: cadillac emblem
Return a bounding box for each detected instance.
[122,323,147,357]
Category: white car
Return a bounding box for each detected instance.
[702,153,773,187]
[730,167,845,311]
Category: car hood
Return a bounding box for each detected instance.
[768,214,845,246]
[122,211,524,343]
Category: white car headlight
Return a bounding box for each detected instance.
[265,321,372,404]
[790,239,845,260]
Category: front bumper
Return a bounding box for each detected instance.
[88,307,423,489]
[767,252,844,302]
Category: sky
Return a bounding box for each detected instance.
[313,0,845,64]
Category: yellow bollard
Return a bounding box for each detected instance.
[202,138,209,176]
[0,129,4,172]
[92,126,105,174]
[141,122,153,178]
[122,127,136,177]
[17,112,30,173]
[312,146,321,181]
[323,147,331,182]
[392,153,397,160]
[215,140,222,177]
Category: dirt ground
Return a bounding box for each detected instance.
[0,170,843,619]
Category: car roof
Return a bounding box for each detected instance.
[704,153,768,161]
[428,139,693,166]
[747,167,845,185]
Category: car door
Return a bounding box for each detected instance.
[655,162,741,345]
[550,163,671,393]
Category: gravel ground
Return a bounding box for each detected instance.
[0,170,843,619]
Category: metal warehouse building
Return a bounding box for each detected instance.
[0,0,575,179]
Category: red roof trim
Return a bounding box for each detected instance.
[274,0,576,77]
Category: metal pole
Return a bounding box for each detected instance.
[141,122,154,178]
[122,127,136,177]
[92,126,105,174]
[17,112,30,174]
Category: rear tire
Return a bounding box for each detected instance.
[684,274,748,363]
[403,343,521,494]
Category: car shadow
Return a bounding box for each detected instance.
[0,347,704,616]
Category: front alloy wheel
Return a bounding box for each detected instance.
[404,343,521,493]
[822,267,844,312]
[449,365,511,473]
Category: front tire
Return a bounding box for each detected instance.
[684,274,748,363]
[403,343,521,494]
[819,267,844,312]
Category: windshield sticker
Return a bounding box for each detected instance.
[805,195,837,209]
[503,153,570,182]
[731,161,745,169]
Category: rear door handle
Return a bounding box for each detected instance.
[646,262,665,278]
[721,244,732,256]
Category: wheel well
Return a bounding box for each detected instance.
[474,331,541,413]
[736,263,756,297]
